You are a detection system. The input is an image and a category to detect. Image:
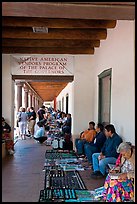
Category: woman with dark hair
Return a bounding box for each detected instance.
[103,142,135,202]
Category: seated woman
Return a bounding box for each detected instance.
[103,142,135,202]
[2,117,14,155]
[33,121,47,144]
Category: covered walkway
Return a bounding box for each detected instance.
[2,138,105,202]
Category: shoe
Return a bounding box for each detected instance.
[91,171,101,176]
[26,134,31,137]
[91,171,104,179]
[83,164,92,169]
[77,154,85,158]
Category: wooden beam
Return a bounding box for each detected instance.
[2,39,100,48]
[2,17,117,28]
[2,28,107,40]
[2,2,135,20]
[12,75,74,82]
[3,47,94,54]
[30,82,68,89]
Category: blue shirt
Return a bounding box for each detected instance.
[101,133,122,158]
[34,127,45,138]
[95,131,106,151]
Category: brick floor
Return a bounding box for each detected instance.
[2,138,105,202]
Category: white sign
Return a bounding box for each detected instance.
[10,55,74,75]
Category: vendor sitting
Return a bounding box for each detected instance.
[103,142,135,202]
[75,121,96,156]
[2,117,14,155]
[62,113,71,135]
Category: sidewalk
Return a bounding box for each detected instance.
[2,137,105,202]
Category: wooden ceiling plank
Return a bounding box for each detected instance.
[2,2,135,20]
[2,39,100,48]
[28,81,69,101]
[12,75,74,82]
[2,28,107,40]
[36,87,65,90]
[32,87,66,90]
[2,17,117,28]
[30,81,68,86]
[2,47,94,54]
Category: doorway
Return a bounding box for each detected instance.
[98,68,112,125]
[66,94,69,114]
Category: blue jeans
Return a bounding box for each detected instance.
[75,138,86,155]
[84,143,99,164]
[92,153,117,175]
[62,126,71,134]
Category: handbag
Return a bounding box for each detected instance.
[17,113,21,122]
